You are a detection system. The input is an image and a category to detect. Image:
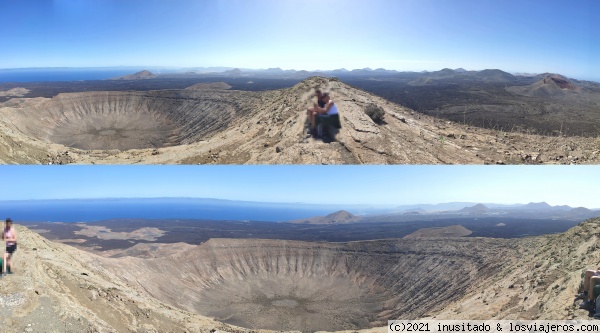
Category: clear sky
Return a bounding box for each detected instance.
[1,165,598,208]
[0,0,598,81]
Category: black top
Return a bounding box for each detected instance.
[317,99,326,108]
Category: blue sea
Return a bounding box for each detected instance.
[0,198,376,223]
[0,68,145,82]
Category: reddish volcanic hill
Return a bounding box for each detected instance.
[542,74,579,91]
[508,74,580,97]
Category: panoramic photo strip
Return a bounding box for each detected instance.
[0,0,598,164]
[0,165,599,331]
[1,0,599,332]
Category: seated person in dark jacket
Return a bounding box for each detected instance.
[307,92,340,135]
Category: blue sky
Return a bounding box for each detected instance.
[1,165,598,208]
[0,0,598,80]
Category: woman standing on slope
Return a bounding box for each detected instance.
[2,218,17,276]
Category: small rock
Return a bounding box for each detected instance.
[275,146,283,153]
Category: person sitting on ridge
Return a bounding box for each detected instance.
[306,89,325,132]
[576,265,600,310]
[2,217,17,276]
[306,92,340,137]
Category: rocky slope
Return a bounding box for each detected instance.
[431,217,600,321]
[0,226,287,333]
[1,77,599,164]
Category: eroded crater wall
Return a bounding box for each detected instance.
[114,238,516,332]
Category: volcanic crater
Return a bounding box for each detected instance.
[6,90,249,150]
[7,218,600,332]
[112,238,513,332]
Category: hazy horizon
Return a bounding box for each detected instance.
[2,166,599,208]
[1,0,598,81]
[1,66,596,83]
[0,196,595,210]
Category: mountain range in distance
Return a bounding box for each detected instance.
[291,201,599,225]
[108,67,599,84]
[3,65,597,84]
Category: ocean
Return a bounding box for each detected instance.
[0,198,359,223]
[0,68,144,82]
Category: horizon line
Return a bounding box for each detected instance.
[0,65,577,75]
[2,66,597,83]
[0,197,594,209]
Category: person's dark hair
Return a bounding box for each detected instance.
[315,89,322,94]
[5,218,12,224]
[322,92,330,97]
